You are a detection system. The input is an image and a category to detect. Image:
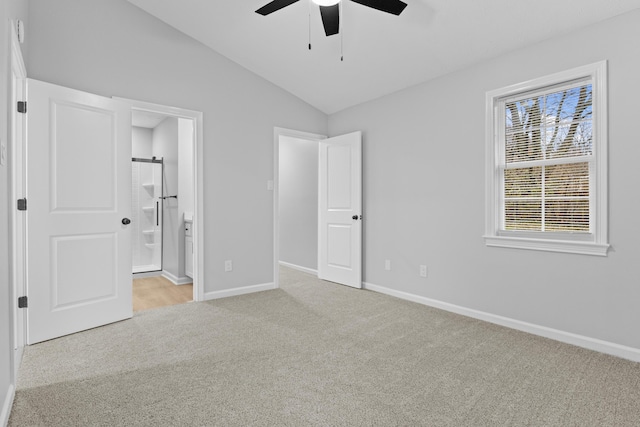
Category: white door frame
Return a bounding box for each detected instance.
[115,97,205,301]
[9,20,27,380]
[273,127,326,288]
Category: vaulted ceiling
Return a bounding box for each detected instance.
[126,0,640,114]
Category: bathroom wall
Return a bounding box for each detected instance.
[132,126,152,158]
[178,118,194,278]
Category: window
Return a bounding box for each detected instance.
[484,62,609,256]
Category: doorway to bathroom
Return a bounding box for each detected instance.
[119,97,204,311]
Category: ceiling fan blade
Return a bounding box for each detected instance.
[320,4,340,36]
[255,0,300,16]
[350,0,407,15]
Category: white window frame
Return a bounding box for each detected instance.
[484,61,609,256]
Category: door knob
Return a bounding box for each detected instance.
[122,218,131,225]
[352,215,361,220]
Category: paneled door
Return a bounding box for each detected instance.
[26,79,132,344]
[318,131,362,288]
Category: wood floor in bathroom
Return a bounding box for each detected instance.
[133,276,193,312]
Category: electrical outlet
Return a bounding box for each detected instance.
[224,260,233,272]
[420,265,428,278]
[267,180,274,191]
[384,259,391,271]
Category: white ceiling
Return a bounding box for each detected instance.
[126,0,640,114]
[132,109,167,129]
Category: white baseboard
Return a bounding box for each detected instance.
[278,261,317,276]
[13,346,23,384]
[204,282,276,301]
[161,271,193,285]
[132,270,162,279]
[1,384,15,427]
[363,281,640,363]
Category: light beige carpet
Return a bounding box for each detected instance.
[9,267,640,426]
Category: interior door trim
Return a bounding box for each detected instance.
[114,97,205,302]
[273,127,327,288]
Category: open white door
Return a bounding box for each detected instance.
[26,79,132,344]
[318,131,362,288]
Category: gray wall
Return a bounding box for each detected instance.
[1,0,29,421]
[178,118,194,278]
[26,0,328,293]
[329,10,640,349]
[132,126,152,158]
[152,117,179,278]
[278,136,318,271]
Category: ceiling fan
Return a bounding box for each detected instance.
[255,0,408,37]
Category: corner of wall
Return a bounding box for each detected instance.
[1,384,15,427]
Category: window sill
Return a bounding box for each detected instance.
[484,235,609,256]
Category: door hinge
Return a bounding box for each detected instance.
[17,198,27,211]
[18,296,28,308]
[17,101,27,114]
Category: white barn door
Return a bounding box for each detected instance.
[318,131,362,288]
[26,79,132,344]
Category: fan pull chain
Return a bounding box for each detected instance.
[308,1,312,50]
[340,0,344,61]
[308,11,312,50]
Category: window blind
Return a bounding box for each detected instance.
[501,82,593,233]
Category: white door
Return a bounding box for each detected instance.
[26,79,133,344]
[318,131,362,288]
